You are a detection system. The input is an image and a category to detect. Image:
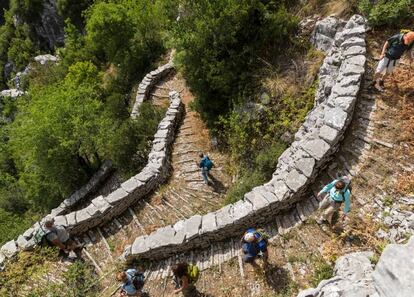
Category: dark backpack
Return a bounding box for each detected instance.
[131,272,145,290]
[338,177,352,201]
[204,157,214,170]
[386,33,410,60]
[33,226,55,246]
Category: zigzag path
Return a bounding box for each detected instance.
[19,73,232,296]
[137,48,414,296]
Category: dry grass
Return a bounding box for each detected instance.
[262,48,324,100]
[321,216,386,263]
[389,66,414,194]
[296,0,357,18]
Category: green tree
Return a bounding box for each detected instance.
[173,0,297,124]
[7,23,35,70]
[9,61,114,209]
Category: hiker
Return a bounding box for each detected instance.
[172,262,199,296]
[241,228,269,269]
[316,179,351,225]
[117,268,145,297]
[197,153,214,184]
[37,216,82,257]
[374,30,414,91]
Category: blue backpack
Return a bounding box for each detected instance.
[204,157,214,170]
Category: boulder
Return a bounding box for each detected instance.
[297,251,376,297]
[373,236,414,297]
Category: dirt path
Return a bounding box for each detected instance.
[140,43,414,297]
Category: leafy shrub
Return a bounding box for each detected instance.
[358,0,414,27]
[173,0,298,124]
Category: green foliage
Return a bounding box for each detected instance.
[0,247,59,295]
[0,248,98,297]
[7,23,35,70]
[104,102,165,177]
[8,62,110,209]
[358,0,414,27]
[0,209,37,245]
[173,0,298,124]
[311,257,334,287]
[222,80,316,204]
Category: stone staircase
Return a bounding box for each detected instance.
[59,74,232,296]
[121,59,402,295]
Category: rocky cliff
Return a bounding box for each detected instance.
[298,236,414,297]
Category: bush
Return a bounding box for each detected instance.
[358,0,414,27]
[173,0,298,124]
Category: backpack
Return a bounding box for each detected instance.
[187,264,200,284]
[386,33,409,60]
[204,157,214,171]
[33,226,55,246]
[131,272,145,290]
[338,177,352,201]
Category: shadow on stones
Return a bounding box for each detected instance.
[263,264,291,294]
[208,174,226,194]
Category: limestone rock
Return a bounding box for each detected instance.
[297,251,377,297]
[311,16,345,52]
[373,236,414,297]
[1,240,18,258]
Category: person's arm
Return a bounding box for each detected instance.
[51,238,66,250]
[319,180,337,195]
[380,41,389,59]
[174,276,189,294]
[343,190,351,215]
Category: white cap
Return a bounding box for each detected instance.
[244,232,255,242]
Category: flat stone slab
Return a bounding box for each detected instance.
[294,156,316,177]
[331,83,360,98]
[324,107,349,131]
[285,169,308,192]
[215,205,234,229]
[232,200,254,222]
[244,190,270,210]
[1,240,17,258]
[131,236,150,254]
[178,215,202,241]
[200,212,217,234]
[269,179,291,201]
[327,96,355,113]
[302,138,331,161]
[91,195,112,214]
[319,125,341,144]
[121,177,144,193]
[105,188,129,205]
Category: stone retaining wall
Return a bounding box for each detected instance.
[0,91,184,264]
[0,60,177,266]
[130,61,174,119]
[124,15,367,261]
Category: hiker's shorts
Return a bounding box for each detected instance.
[319,194,341,221]
[376,57,399,74]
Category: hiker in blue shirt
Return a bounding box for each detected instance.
[316,179,351,225]
[241,228,269,269]
[197,153,214,184]
[117,268,145,296]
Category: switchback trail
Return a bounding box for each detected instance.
[138,48,414,297]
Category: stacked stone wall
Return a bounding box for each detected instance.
[0,86,185,265]
[124,15,367,261]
